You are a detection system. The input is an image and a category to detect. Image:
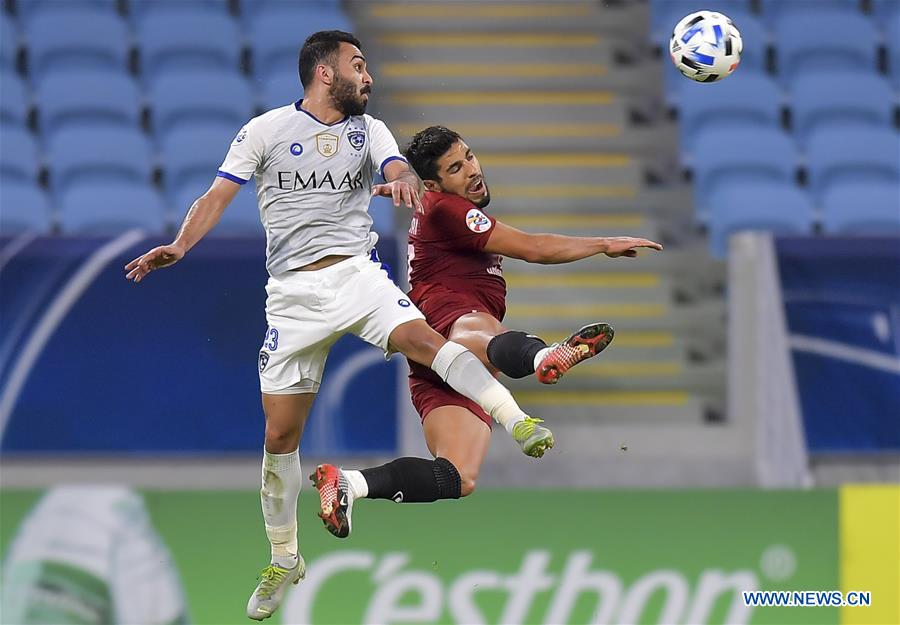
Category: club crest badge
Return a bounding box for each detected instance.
[466,208,492,233]
[258,351,270,372]
[348,130,366,151]
[233,127,248,144]
[316,133,339,157]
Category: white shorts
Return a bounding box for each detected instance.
[258,253,425,394]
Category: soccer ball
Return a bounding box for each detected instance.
[670,11,743,82]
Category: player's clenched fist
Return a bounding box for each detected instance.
[124,244,185,283]
[601,237,664,258]
[372,180,423,212]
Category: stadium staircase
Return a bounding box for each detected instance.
[352,0,755,486]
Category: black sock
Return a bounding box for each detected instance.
[486,331,547,378]
[361,457,461,502]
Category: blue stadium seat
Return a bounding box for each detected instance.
[1,13,17,71]
[759,0,862,20]
[47,125,153,190]
[649,0,751,47]
[707,181,814,258]
[25,9,129,76]
[250,6,352,74]
[256,71,304,110]
[821,180,900,234]
[36,69,141,134]
[16,0,118,19]
[137,9,241,77]
[791,71,895,139]
[150,69,253,131]
[59,180,166,234]
[692,125,798,219]
[888,12,900,87]
[872,0,900,19]
[774,9,879,78]
[160,122,234,196]
[678,71,783,151]
[129,0,230,21]
[806,126,900,197]
[0,126,40,181]
[240,0,341,22]
[175,185,263,236]
[0,180,51,234]
[0,71,28,126]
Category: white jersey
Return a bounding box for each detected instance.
[218,101,407,276]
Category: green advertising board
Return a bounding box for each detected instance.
[1,489,839,624]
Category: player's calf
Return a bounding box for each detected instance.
[311,458,462,538]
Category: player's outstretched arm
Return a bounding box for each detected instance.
[483,221,663,264]
[124,177,241,283]
[372,160,424,212]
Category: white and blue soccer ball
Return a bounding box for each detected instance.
[670,11,743,82]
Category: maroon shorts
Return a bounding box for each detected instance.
[407,284,503,429]
[408,376,493,429]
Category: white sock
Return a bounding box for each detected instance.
[343,469,368,499]
[260,448,301,568]
[533,347,553,372]
[431,341,527,433]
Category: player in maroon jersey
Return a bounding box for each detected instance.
[311,126,662,538]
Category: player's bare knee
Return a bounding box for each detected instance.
[264,422,300,453]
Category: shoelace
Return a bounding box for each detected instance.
[514,416,545,438]
[257,565,289,597]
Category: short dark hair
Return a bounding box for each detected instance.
[403,126,463,181]
[298,30,362,89]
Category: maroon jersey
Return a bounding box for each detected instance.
[407,190,507,334]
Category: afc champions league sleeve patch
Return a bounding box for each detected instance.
[465,208,492,233]
[233,126,248,145]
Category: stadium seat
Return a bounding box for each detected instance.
[47,125,154,190]
[759,0,862,20]
[175,185,263,236]
[888,12,900,87]
[678,71,783,151]
[805,126,900,197]
[136,9,241,77]
[774,9,879,78]
[129,0,230,21]
[150,69,253,132]
[0,180,52,234]
[692,125,798,218]
[821,180,900,234]
[16,0,118,19]
[872,0,900,19]
[36,69,141,134]
[1,13,17,71]
[707,181,814,258]
[59,180,166,234]
[160,122,235,195]
[790,71,894,139]
[0,71,28,127]
[25,8,129,76]
[256,71,304,111]
[0,126,40,181]
[250,6,352,74]
[240,0,341,22]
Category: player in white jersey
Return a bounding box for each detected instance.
[124,31,546,621]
